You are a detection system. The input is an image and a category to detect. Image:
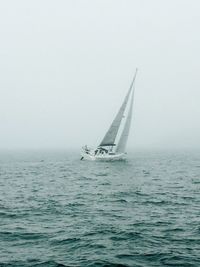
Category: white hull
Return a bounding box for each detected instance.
[81,151,126,161]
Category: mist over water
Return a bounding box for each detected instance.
[0,150,199,267]
[0,0,200,150]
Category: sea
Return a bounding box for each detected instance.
[0,150,199,267]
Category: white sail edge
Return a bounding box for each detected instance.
[99,70,137,147]
[116,86,135,153]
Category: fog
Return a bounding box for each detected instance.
[0,0,200,150]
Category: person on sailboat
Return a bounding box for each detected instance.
[83,145,90,154]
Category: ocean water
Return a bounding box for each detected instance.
[0,150,200,267]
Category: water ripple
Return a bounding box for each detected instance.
[0,150,199,266]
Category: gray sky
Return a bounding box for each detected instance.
[0,0,199,150]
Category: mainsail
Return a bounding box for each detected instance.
[99,70,137,147]
[116,86,135,153]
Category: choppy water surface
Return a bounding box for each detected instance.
[0,150,199,267]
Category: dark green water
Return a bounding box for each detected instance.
[0,150,200,267]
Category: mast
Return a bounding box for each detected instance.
[116,83,135,153]
[99,70,137,147]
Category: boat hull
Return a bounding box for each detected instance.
[81,151,126,161]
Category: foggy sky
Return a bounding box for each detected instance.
[0,0,200,150]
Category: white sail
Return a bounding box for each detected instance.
[116,86,135,153]
[99,71,137,147]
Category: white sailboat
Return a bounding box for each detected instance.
[81,69,138,161]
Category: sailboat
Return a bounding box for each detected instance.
[81,69,137,161]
